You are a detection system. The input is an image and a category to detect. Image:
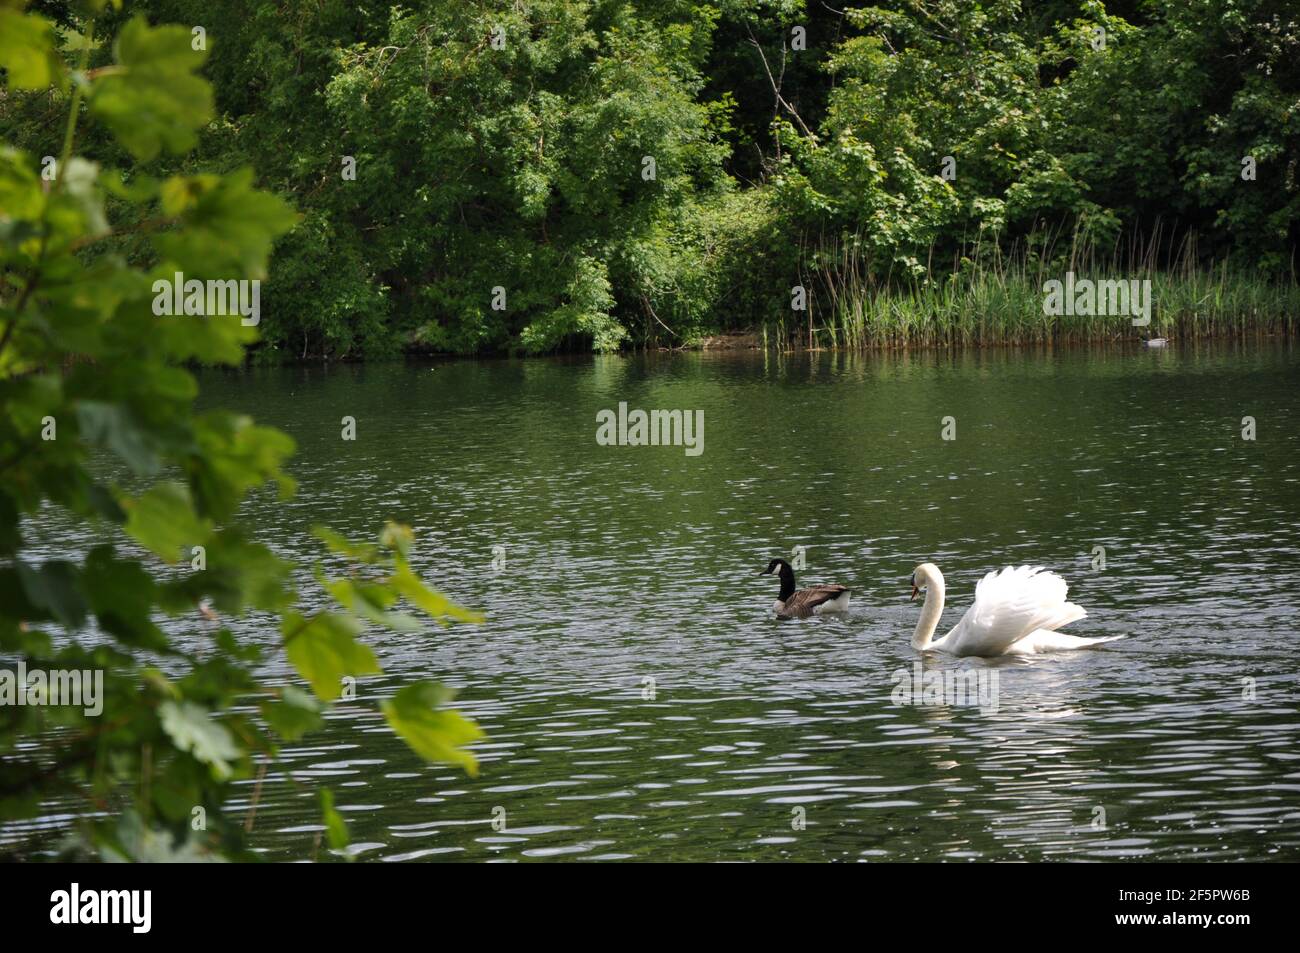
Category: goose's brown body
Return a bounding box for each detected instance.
[775,584,852,619]
[761,558,851,619]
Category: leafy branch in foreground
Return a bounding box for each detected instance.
[0,1,482,860]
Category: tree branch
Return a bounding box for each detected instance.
[746,23,817,142]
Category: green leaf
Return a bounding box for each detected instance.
[190,412,296,521]
[89,17,213,161]
[318,787,349,851]
[194,532,294,615]
[154,295,260,365]
[15,559,87,629]
[0,491,22,555]
[260,685,323,741]
[0,147,44,232]
[158,700,241,780]
[122,482,210,563]
[312,525,379,564]
[86,483,126,524]
[76,400,161,476]
[152,168,299,279]
[59,158,108,237]
[0,8,65,91]
[380,682,483,776]
[323,575,423,633]
[378,521,412,557]
[83,546,168,650]
[100,811,222,864]
[0,566,43,622]
[282,611,380,701]
[391,561,484,624]
[215,627,262,664]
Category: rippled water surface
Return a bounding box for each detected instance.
[11,342,1300,860]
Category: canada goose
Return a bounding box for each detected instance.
[759,558,851,619]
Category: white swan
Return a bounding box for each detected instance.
[909,563,1124,657]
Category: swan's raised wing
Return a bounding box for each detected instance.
[943,566,1086,657]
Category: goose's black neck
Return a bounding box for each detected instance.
[777,565,796,601]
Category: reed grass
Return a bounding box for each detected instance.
[771,227,1299,349]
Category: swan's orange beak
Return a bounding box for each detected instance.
[910,585,919,601]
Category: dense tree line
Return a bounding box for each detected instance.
[7,1,1298,357]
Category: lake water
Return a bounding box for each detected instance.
[9,342,1300,861]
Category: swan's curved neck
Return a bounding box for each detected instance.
[912,574,945,649]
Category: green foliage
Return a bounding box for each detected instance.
[123,482,210,561]
[381,682,484,777]
[796,0,1296,277]
[13,0,1278,357]
[0,3,66,91]
[282,612,379,702]
[0,2,484,860]
[158,700,241,780]
[318,787,349,852]
[210,0,1300,351]
[89,16,213,161]
[749,0,1297,336]
[130,0,738,356]
[259,686,322,742]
